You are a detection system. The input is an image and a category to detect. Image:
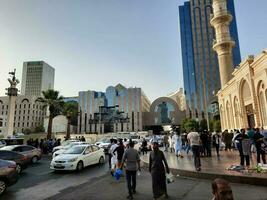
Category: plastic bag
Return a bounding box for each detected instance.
[166,172,174,184]
[114,169,123,180]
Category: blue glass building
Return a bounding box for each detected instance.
[179,0,241,119]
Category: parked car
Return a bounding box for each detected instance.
[14,133,25,138]
[52,140,79,153]
[1,145,42,164]
[95,137,111,154]
[0,159,18,195]
[50,144,105,171]
[52,142,90,158]
[0,140,6,148]
[0,151,28,174]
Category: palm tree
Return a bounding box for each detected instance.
[62,102,78,140]
[37,89,64,139]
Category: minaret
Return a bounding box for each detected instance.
[5,69,19,138]
[210,0,235,87]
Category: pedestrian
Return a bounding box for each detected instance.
[212,178,234,200]
[149,142,170,200]
[163,133,169,152]
[187,129,201,171]
[253,128,266,164]
[234,129,250,168]
[34,139,39,149]
[173,132,183,157]
[114,139,125,169]
[200,131,208,156]
[121,141,141,200]
[141,138,148,155]
[110,139,118,175]
[168,134,174,153]
[213,131,221,157]
[108,139,114,169]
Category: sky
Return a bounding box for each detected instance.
[0,0,267,102]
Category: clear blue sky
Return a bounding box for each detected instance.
[0,0,266,101]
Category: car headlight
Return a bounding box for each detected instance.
[68,158,78,162]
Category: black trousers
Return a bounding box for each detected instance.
[215,144,220,156]
[256,147,266,164]
[126,170,136,197]
[108,153,112,168]
[238,148,250,166]
[192,145,201,169]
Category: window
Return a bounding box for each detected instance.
[22,146,34,151]
[91,146,99,152]
[84,146,92,154]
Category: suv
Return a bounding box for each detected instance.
[0,159,18,195]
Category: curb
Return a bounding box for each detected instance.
[141,158,267,186]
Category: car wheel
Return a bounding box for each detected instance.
[16,164,22,174]
[76,161,84,171]
[99,156,105,164]
[31,156,38,164]
[0,180,7,195]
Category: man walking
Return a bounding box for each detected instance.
[122,141,141,200]
[253,128,266,164]
[187,129,201,171]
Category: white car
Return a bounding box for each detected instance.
[52,140,79,153]
[0,140,6,148]
[50,144,105,171]
[95,138,111,153]
[52,142,89,158]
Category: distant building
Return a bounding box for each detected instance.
[63,97,79,103]
[78,84,151,134]
[179,0,241,120]
[167,88,186,111]
[0,96,46,133]
[44,115,76,133]
[21,61,55,96]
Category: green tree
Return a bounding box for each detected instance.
[213,119,221,132]
[199,119,208,131]
[181,118,199,133]
[37,90,64,139]
[62,101,78,139]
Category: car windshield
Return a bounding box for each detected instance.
[0,146,14,151]
[129,135,139,139]
[61,140,73,146]
[98,138,110,143]
[64,146,86,154]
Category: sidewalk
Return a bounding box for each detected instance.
[141,149,267,186]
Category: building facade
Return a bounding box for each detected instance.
[167,88,186,111]
[0,96,46,133]
[21,61,55,96]
[179,0,241,120]
[78,84,151,134]
[218,51,267,130]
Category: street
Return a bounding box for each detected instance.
[2,155,267,200]
[2,155,109,200]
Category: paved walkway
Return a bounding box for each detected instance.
[141,149,267,184]
[47,170,267,200]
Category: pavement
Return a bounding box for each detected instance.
[141,149,267,186]
[47,169,267,200]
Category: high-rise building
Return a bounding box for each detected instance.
[21,61,55,96]
[179,0,241,120]
[167,88,186,111]
[78,84,151,134]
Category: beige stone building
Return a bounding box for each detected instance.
[218,51,267,130]
[167,88,186,111]
[0,96,46,133]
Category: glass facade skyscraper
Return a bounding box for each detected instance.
[179,0,241,119]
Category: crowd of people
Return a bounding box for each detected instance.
[26,138,61,154]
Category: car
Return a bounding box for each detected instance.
[0,159,18,195]
[95,138,111,154]
[52,140,79,153]
[0,150,29,174]
[50,144,105,171]
[0,140,6,148]
[1,145,42,164]
[14,133,25,138]
[52,142,90,158]
[128,134,140,144]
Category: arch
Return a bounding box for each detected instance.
[233,96,240,128]
[257,80,267,126]
[226,101,232,129]
[21,98,29,103]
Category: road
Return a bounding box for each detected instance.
[2,155,109,200]
[2,155,267,200]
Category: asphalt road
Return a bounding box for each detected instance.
[2,155,109,200]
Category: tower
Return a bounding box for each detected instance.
[210,0,235,87]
